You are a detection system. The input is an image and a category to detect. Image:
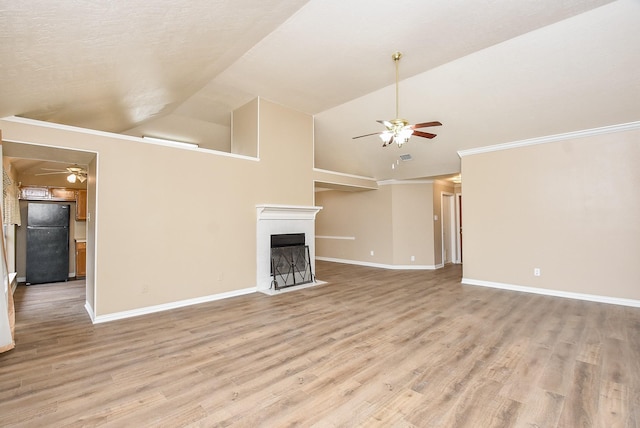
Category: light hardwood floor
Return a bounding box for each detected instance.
[1,262,639,427]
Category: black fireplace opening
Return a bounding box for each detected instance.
[271,233,305,248]
[270,233,313,290]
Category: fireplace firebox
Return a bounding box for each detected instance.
[270,233,313,290]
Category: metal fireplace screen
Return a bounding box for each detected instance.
[270,245,313,290]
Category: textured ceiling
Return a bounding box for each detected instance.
[1,0,638,181]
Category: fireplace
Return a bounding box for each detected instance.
[270,233,313,290]
[256,205,322,294]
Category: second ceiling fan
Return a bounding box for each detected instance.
[353,52,442,147]
[36,165,87,183]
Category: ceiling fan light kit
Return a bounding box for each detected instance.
[36,165,87,183]
[353,51,442,148]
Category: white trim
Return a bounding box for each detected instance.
[259,279,327,296]
[256,204,322,220]
[91,153,98,320]
[457,120,640,158]
[378,179,434,186]
[1,116,259,162]
[440,192,456,266]
[316,256,441,270]
[91,287,257,324]
[9,273,17,294]
[313,168,377,181]
[141,136,199,149]
[313,180,378,191]
[256,97,261,159]
[455,192,462,264]
[84,301,95,323]
[461,278,640,308]
[316,235,356,240]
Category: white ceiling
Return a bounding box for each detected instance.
[1,0,638,181]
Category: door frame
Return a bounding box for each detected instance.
[455,192,462,264]
[440,192,456,265]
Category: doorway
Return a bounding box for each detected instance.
[2,141,97,320]
[456,192,462,264]
[441,193,456,265]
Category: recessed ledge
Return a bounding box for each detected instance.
[256,204,322,221]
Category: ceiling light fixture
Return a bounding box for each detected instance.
[66,166,87,183]
[142,136,199,149]
[378,53,412,147]
[353,52,442,147]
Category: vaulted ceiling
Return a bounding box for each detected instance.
[1,0,638,181]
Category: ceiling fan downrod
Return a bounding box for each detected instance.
[393,51,402,120]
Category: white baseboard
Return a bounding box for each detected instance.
[462,278,640,308]
[84,301,95,323]
[316,256,441,270]
[9,273,17,294]
[91,287,257,324]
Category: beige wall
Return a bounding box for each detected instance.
[315,181,441,267]
[461,128,640,300]
[231,98,258,158]
[256,99,314,205]
[391,183,436,266]
[315,186,393,264]
[0,97,314,317]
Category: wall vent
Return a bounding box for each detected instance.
[399,154,413,161]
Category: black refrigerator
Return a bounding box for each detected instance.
[26,203,70,285]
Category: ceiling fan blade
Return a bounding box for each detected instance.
[35,171,68,176]
[413,130,438,139]
[376,120,393,129]
[411,121,442,129]
[352,131,382,139]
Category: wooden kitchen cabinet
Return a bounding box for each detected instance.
[50,187,77,201]
[76,241,86,278]
[20,185,84,203]
[76,189,87,221]
[20,186,50,200]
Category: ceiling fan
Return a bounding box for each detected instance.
[353,52,442,147]
[36,165,87,183]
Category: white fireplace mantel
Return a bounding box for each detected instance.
[256,204,322,294]
[256,204,322,221]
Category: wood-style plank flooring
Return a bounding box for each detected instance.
[1,261,639,427]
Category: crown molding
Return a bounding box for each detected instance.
[457,120,640,158]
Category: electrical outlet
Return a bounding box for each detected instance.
[370,250,374,256]
[534,268,541,277]
[411,256,415,262]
